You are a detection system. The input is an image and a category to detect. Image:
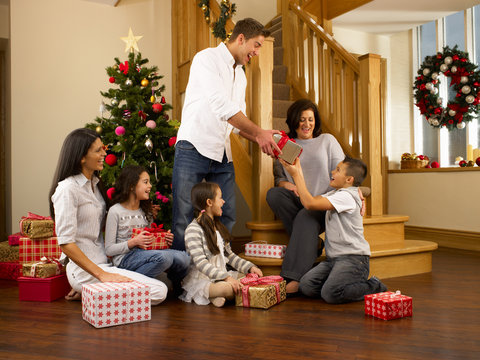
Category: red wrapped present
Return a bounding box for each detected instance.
[82,281,151,328]
[273,131,303,164]
[22,256,65,278]
[19,237,62,264]
[365,291,413,320]
[19,212,56,239]
[244,241,286,259]
[0,262,22,280]
[131,223,169,250]
[235,273,286,309]
[18,274,70,302]
[8,232,22,246]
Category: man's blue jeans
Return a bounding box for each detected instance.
[119,248,190,284]
[299,255,385,304]
[171,140,236,250]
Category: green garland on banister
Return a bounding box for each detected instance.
[198,0,237,41]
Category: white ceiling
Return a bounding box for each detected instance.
[332,0,480,35]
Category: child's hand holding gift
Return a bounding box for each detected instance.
[165,230,174,247]
[249,266,263,277]
[129,230,155,250]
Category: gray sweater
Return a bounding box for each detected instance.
[274,134,345,196]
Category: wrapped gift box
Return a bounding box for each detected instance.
[19,237,62,264]
[22,257,65,278]
[365,291,413,320]
[18,274,70,302]
[244,242,286,259]
[20,213,55,239]
[0,241,19,262]
[0,262,21,280]
[8,232,22,246]
[235,274,286,309]
[82,281,151,328]
[131,225,169,250]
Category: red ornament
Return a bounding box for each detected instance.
[152,103,163,113]
[119,61,129,75]
[105,154,117,166]
[161,96,166,104]
[476,157,480,166]
[425,164,431,168]
[459,160,467,167]
[431,161,440,168]
[109,77,115,83]
[168,136,177,147]
[107,187,116,200]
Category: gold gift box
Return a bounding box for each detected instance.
[235,280,286,309]
[21,220,55,239]
[22,262,64,279]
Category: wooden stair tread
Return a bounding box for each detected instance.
[239,240,438,266]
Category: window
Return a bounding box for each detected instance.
[414,7,479,166]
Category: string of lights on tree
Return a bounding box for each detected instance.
[198,0,236,41]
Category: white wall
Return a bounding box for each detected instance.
[9,0,171,231]
[233,0,277,25]
[389,171,480,231]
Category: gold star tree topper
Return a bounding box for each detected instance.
[121,27,143,53]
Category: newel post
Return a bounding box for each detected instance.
[358,53,383,216]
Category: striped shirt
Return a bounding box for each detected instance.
[184,219,253,281]
[52,173,109,266]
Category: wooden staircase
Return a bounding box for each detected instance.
[171,0,437,280]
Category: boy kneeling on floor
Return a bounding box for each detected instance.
[280,156,387,303]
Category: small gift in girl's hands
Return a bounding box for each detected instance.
[131,223,170,250]
[273,131,303,164]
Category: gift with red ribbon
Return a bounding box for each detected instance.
[131,223,170,250]
[365,291,413,320]
[19,237,62,264]
[235,273,286,309]
[244,241,286,259]
[273,131,303,164]
[22,256,65,278]
[19,212,56,239]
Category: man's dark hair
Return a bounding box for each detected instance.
[343,156,368,186]
[228,18,270,42]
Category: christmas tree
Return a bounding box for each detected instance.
[85,29,178,227]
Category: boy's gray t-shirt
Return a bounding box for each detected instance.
[104,203,149,266]
[323,187,371,258]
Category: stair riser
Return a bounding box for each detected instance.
[364,222,405,251]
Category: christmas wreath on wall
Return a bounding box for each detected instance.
[414,45,480,130]
[198,0,236,42]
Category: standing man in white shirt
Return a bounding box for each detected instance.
[172,18,281,250]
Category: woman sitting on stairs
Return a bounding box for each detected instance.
[266,99,345,295]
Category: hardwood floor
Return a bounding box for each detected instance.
[1,247,479,360]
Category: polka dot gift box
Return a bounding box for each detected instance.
[365,291,412,320]
[82,281,151,328]
[244,241,286,259]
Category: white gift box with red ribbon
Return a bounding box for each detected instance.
[244,241,286,259]
[365,291,412,320]
[82,281,151,328]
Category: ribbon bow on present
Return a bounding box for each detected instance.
[273,131,296,159]
[144,223,165,234]
[239,273,284,307]
[21,212,52,221]
[30,256,63,277]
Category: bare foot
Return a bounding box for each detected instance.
[210,297,226,307]
[286,280,299,294]
[65,289,81,301]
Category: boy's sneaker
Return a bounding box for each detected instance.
[369,276,387,293]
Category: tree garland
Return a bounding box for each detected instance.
[414,45,480,130]
[198,0,236,41]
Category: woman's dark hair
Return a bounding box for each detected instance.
[48,128,107,219]
[286,98,322,139]
[191,182,231,255]
[111,165,153,222]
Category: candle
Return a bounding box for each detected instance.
[467,144,473,162]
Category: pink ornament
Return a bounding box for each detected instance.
[162,197,169,203]
[168,136,177,147]
[106,187,115,200]
[146,120,156,129]
[115,126,125,136]
[105,154,117,166]
[431,161,440,168]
